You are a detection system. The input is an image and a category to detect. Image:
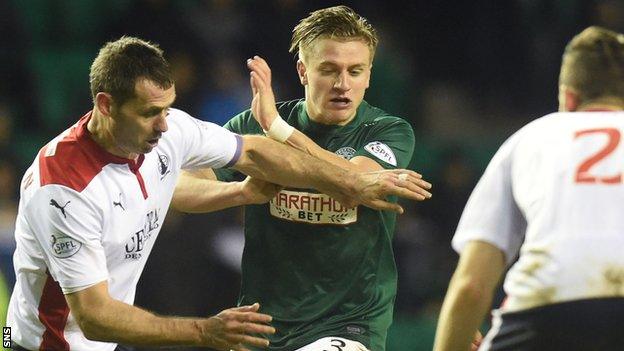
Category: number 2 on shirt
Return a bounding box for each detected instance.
[574,128,622,184]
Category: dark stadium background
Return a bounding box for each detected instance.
[0,0,621,349]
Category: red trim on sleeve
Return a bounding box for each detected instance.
[38,274,70,351]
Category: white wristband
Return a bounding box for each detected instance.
[264,115,294,143]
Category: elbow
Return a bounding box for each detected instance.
[73,310,106,341]
[236,135,277,180]
[451,276,493,305]
[170,193,192,213]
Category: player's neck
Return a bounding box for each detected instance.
[88,109,139,160]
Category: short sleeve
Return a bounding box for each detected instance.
[167,109,243,170]
[353,118,415,169]
[452,132,527,265]
[214,111,256,182]
[26,186,108,293]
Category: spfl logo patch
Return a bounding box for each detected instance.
[51,234,82,258]
[364,141,397,166]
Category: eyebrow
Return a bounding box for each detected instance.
[318,61,367,69]
[142,106,167,115]
[142,95,177,115]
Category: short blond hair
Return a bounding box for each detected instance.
[560,26,624,101]
[289,6,378,63]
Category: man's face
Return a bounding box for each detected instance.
[110,79,176,158]
[298,38,372,125]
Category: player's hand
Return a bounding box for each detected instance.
[200,303,275,350]
[247,56,279,131]
[339,169,432,213]
[471,330,483,351]
[240,176,281,205]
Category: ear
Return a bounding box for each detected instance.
[559,85,580,111]
[365,64,373,89]
[296,60,308,86]
[95,92,115,116]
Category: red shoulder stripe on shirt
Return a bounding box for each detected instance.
[38,274,70,351]
[39,112,147,197]
[38,138,110,192]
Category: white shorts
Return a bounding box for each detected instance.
[295,337,370,351]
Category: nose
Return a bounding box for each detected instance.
[333,71,351,92]
[154,111,168,133]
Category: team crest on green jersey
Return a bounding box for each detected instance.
[335,147,356,160]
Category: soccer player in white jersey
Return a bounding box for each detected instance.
[5,36,432,351]
[433,26,624,351]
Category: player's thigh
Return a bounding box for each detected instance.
[296,337,369,351]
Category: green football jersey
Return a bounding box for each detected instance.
[215,99,415,351]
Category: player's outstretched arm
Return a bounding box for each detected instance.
[247,56,382,172]
[233,135,430,213]
[247,56,428,177]
[433,241,505,351]
[66,281,274,349]
[172,169,280,213]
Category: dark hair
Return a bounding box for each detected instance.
[89,36,174,105]
[560,26,624,101]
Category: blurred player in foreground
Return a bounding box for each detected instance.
[433,26,624,351]
[6,36,429,351]
[177,6,431,351]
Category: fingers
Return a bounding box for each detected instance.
[218,304,275,331]
[221,322,273,348]
[231,303,261,312]
[386,182,431,202]
[471,330,483,351]
[249,71,268,94]
[247,56,271,87]
[232,320,275,335]
[221,315,276,347]
[385,170,432,200]
[378,169,422,179]
[229,311,274,325]
[238,334,273,348]
[223,334,269,350]
[249,75,258,97]
[219,305,274,330]
[399,178,432,200]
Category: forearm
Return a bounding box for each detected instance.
[235,135,355,196]
[433,276,494,351]
[173,170,248,213]
[78,298,206,346]
[285,130,368,171]
[434,241,506,351]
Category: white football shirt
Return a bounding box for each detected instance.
[453,111,624,313]
[7,108,242,350]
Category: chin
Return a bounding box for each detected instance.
[140,145,155,154]
[330,110,356,123]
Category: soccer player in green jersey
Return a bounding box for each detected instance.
[175,6,431,351]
